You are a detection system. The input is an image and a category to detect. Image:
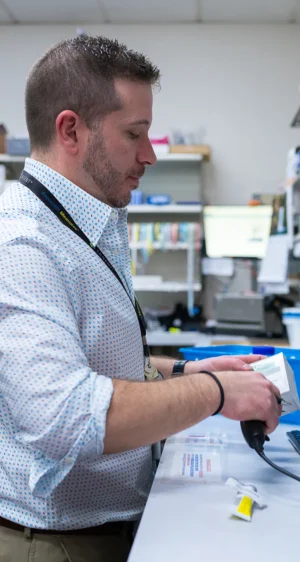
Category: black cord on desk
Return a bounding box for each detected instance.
[256,450,300,482]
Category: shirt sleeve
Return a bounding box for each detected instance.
[0,235,114,498]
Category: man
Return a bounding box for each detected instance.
[0,35,281,562]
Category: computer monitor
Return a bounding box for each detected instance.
[203,205,273,259]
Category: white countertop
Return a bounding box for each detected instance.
[129,417,300,562]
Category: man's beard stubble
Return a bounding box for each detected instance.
[83,129,130,208]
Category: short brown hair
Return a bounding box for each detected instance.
[25,35,160,151]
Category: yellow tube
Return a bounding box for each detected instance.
[233,495,254,522]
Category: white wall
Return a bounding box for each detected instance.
[1,23,300,203]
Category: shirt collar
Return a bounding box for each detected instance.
[24,158,128,246]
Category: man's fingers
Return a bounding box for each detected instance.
[228,358,253,371]
[232,354,267,371]
[267,391,282,426]
[254,375,282,416]
[238,354,266,364]
[266,381,282,417]
[265,415,279,435]
[273,393,282,417]
[262,384,281,434]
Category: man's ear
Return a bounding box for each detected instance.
[55,110,82,155]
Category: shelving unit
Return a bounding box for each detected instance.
[286,175,300,252]
[133,281,201,292]
[128,153,205,346]
[130,242,191,250]
[128,204,202,214]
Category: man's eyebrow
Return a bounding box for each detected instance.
[127,119,150,127]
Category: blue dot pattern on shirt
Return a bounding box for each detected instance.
[0,158,153,529]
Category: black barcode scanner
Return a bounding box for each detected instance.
[240,420,268,453]
[240,395,282,452]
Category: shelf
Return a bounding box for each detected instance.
[155,153,202,162]
[146,331,211,346]
[0,153,202,164]
[130,242,191,250]
[128,204,202,214]
[0,155,27,163]
[133,282,201,292]
[147,332,250,346]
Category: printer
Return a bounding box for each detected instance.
[215,293,286,337]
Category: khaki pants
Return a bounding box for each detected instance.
[0,525,131,562]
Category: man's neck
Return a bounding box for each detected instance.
[30,152,65,177]
[29,152,110,206]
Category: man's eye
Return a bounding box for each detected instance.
[128,132,139,140]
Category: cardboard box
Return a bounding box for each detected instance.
[169,144,211,161]
[0,134,6,154]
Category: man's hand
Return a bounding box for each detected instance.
[184,354,265,375]
[185,355,282,434]
[215,370,282,434]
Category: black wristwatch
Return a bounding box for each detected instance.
[172,360,189,376]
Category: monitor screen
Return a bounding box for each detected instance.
[203,205,273,259]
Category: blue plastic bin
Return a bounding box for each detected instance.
[179,344,300,425]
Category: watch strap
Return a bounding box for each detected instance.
[172,360,189,376]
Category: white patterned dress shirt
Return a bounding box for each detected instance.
[0,158,152,529]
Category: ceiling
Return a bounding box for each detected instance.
[1,0,300,25]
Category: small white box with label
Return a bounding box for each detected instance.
[251,353,300,416]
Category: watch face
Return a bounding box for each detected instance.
[172,361,186,375]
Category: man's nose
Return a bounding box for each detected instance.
[138,139,157,166]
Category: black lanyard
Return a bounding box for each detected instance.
[19,169,150,359]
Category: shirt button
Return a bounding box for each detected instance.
[65,457,73,465]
